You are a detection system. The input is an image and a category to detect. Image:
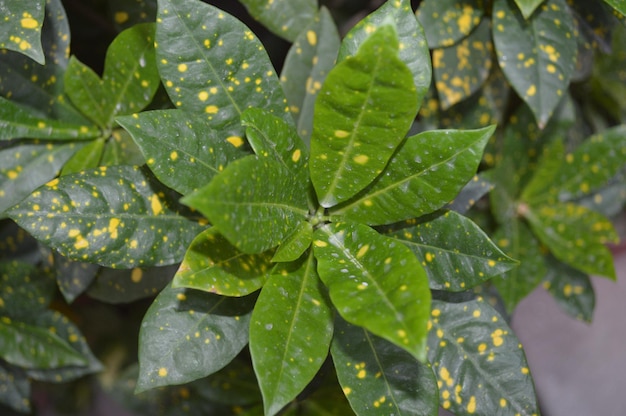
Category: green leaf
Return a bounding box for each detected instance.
[59,137,106,176]
[64,56,113,128]
[100,128,145,166]
[513,0,545,19]
[86,265,177,304]
[331,316,438,416]
[155,0,289,138]
[390,211,517,291]
[8,165,204,268]
[0,362,30,413]
[493,0,577,128]
[238,0,317,42]
[0,97,100,141]
[249,253,333,416]
[447,174,494,214]
[491,219,546,313]
[428,298,538,415]
[280,7,340,143]
[311,25,418,207]
[416,0,484,48]
[202,358,262,406]
[0,142,84,215]
[544,257,594,323]
[52,256,99,303]
[117,109,249,196]
[183,156,309,254]
[108,0,158,30]
[332,126,495,225]
[524,202,618,279]
[314,222,431,361]
[519,137,565,205]
[271,221,313,263]
[432,18,493,110]
[136,283,254,392]
[0,0,45,64]
[0,260,55,317]
[602,0,626,17]
[173,227,272,297]
[338,0,431,108]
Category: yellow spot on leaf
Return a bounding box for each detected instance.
[313,240,328,247]
[74,238,89,250]
[114,11,129,24]
[226,136,244,148]
[198,91,209,101]
[526,85,536,97]
[108,218,120,239]
[306,30,317,46]
[178,63,188,72]
[158,367,168,377]
[334,130,349,138]
[291,149,301,163]
[357,369,366,379]
[356,244,369,258]
[151,194,163,215]
[131,268,142,283]
[205,105,219,114]
[170,151,178,161]
[467,396,477,413]
[21,17,39,29]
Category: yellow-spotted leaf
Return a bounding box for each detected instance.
[155,0,289,139]
[416,0,484,48]
[280,8,340,143]
[108,0,157,30]
[310,25,418,207]
[250,253,333,416]
[64,57,112,128]
[331,316,438,416]
[544,257,594,322]
[523,202,618,279]
[338,0,431,108]
[603,0,626,17]
[52,255,99,303]
[513,0,545,19]
[331,126,494,225]
[0,141,85,215]
[389,211,517,291]
[173,228,273,297]
[183,156,309,254]
[0,260,55,318]
[314,222,431,361]
[117,110,249,196]
[493,0,577,128]
[136,283,254,392]
[238,0,317,42]
[432,18,493,110]
[428,298,538,415]
[7,165,204,268]
[0,0,45,64]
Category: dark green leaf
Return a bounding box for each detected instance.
[0,362,30,413]
[173,227,272,297]
[0,0,45,64]
[493,0,577,128]
[155,0,289,138]
[390,211,517,291]
[513,0,545,19]
[432,18,493,110]
[250,253,333,416]
[332,126,494,225]
[447,174,493,214]
[331,316,438,416]
[183,156,309,254]
[271,221,313,263]
[603,0,626,17]
[416,0,484,48]
[108,0,158,30]
[86,264,176,304]
[298,372,354,415]
[544,257,595,322]
[136,283,254,392]
[524,202,618,279]
[8,165,204,268]
[311,25,418,207]
[314,222,431,361]
[52,255,99,303]
[0,260,55,317]
[338,0,431,108]
[280,7,340,143]
[428,298,538,415]
[117,109,249,196]
[238,0,317,42]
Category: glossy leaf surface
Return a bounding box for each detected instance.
[428,299,538,415]
[311,25,418,207]
[332,126,494,225]
[155,0,288,138]
[390,211,517,291]
[514,0,545,18]
[137,283,254,392]
[0,0,45,64]
[331,316,438,416]
[8,166,203,268]
[183,156,309,254]
[173,227,272,297]
[238,0,317,42]
[416,0,484,48]
[250,253,332,416]
[314,222,431,361]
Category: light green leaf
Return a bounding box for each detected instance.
[8,165,204,268]
[100,127,145,166]
[524,202,618,279]
[0,0,45,64]
[603,0,626,17]
[250,253,333,416]
[332,126,494,225]
[432,18,492,110]
[155,0,289,138]
[544,257,594,323]
[513,0,545,19]
[311,25,418,207]
[271,221,313,263]
[519,138,565,205]
[64,56,113,128]
[390,211,517,291]
[173,227,272,297]
[238,0,318,42]
[428,299,538,415]
[60,137,106,176]
[136,283,254,392]
[314,222,431,361]
[280,7,340,143]
[183,156,309,254]
[493,0,577,128]
[331,316,438,416]
[338,0,431,107]
[416,0,484,48]
[117,109,249,196]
